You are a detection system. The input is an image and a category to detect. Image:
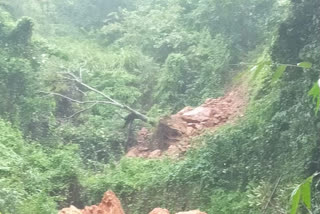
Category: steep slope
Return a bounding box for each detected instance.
[127,82,248,158]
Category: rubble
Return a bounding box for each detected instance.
[58,191,125,214]
[127,84,247,158]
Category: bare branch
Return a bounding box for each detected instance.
[60,72,149,122]
[39,91,117,106]
[66,102,98,119]
[64,72,123,107]
[41,71,150,123]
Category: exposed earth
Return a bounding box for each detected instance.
[59,191,207,214]
[127,82,248,158]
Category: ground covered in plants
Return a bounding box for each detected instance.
[0,0,320,214]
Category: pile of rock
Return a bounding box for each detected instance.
[59,191,206,214]
[127,89,246,158]
[149,208,206,214]
[59,191,125,214]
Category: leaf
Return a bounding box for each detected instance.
[290,185,301,214]
[289,173,319,214]
[308,82,320,113]
[297,62,312,69]
[251,61,266,80]
[301,176,313,210]
[272,65,287,83]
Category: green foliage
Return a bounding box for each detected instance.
[208,190,254,214]
[297,62,313,69]
[16,193,57,214]
[0,0,319,213]
[272,65,287,83]
[308,83,320,113]
[9,17,34,44]
[83,52,319,213]
[290,174,318,214]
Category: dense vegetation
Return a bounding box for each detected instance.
[0,0,319,213]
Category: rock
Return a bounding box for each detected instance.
[149,208,170,214]
[187,123,196,128]
[125,82,247,158]
[59,191,125,214]
[177,106,193,115]
[186,127,196,136]
[182,107,213,123]
[195,124,203,130]
[58,206,82,214]
[126,148,139,157]
[149,149,162,158]
[97,191,125,214]
[175,210,207,214]
[137,147,150,152]
[166,145,181,157]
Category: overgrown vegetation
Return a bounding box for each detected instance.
[0,0,319,213]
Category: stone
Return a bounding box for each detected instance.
[59,191,125,214]
[98,191,125,214]
[126,148,139,157]
[149,208,170,214]
[175,210,207,214]
[177,106,193,115]
[58,206,82,214]
[182,107,213,123]
[148,149,162,158]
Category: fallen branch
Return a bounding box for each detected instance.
[262,176,282,214]
[40,71,150,123]
[67,102,98,119]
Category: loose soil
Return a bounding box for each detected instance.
[126,82,248,158]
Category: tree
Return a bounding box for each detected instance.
[41,71,150,124]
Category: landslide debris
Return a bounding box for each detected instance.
[127,84,247,158]
[58,191,125,214]
[149,208,170,214]
[59,191,207,214]
[149,209,206,214]
[175,211,207,214]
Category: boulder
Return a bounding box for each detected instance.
[149,208,170,214]
[126,148,140,157]
[149,149,162,158]
[96,191,125,214]
[181,107,213,123]
[58,206,82,214]
[59,191,125,214]
[177,106,193,115]
[175,210,207,214]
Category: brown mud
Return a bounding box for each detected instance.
[127,83,248,158]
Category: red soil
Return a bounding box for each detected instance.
[127,84,248,158]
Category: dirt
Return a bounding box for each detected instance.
[149,209,206,214]
[126,83,248,158]
[175,211,207,214]
[58,191,125,214]
[59,191,206,214]
[149,208,170,214]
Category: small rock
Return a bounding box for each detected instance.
[149,150,162,158]
[58,206,82,214]
[126,148,139,157]
[177,106,193,115]
[149,208,170,214]
[176,210,207,214]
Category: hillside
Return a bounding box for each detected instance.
[127,82,248,158]
[0,0,320,214]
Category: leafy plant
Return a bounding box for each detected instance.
[290,173,319,214]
